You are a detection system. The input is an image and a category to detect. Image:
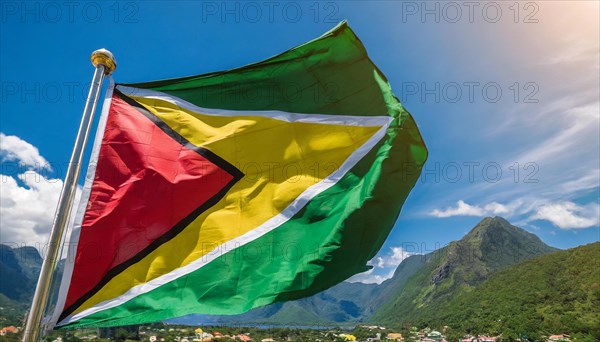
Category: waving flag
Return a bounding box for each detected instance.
[52,21,427,328]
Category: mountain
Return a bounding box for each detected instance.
[415,242,600,339]
[0,244,67,328]
[373,216,558,325]
[366,253,430,315]
[0,245,43,326]
[0,245,42,302]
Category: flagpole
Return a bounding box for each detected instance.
[22,49,116,342]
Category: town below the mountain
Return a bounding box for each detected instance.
[2,217,598,341]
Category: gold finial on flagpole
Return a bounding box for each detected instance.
[91,48,117,75]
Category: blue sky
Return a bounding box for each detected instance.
[1,1,598,284]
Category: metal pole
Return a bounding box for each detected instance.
[22,49,116,342]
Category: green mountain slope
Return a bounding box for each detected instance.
[0,244,66,328]
[0,293,28,327]
[367,254,429,316]
[419,242,600,339]
[0,244,44,326]
[373,217,558,325]
[0,245,40,302]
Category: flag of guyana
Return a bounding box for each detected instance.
[51,21,427,329]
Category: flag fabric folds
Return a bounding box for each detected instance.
[51,21,427,329]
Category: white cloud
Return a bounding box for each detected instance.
[0,135,80,253]
[371,256,385,268]
[378,247,413,268]
[559,169,600,194]
[530,201,600,229]
[430,198,600,231]
[483,202,510,215]
[542,29,600,66]
[430,200,509,218]
[347,268,395,285]
[430,200,483,217]
[347,246,416,284]
[514,103,599,173]
[1,171,65,246]
[0,132,50,170]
